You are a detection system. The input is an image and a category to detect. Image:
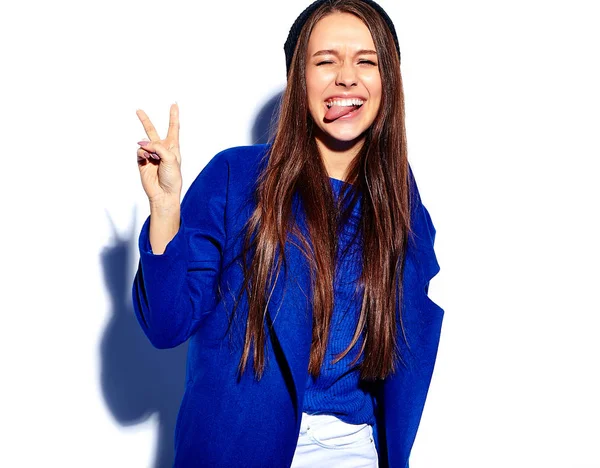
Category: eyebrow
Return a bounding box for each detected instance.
[312,49,378,57]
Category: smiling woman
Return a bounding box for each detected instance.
[132,1,443,467]
[305,12,383,178]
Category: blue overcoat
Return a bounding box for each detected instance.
[132,144,443,467]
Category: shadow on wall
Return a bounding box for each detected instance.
[100,211,188,468]
[99,90,283,468]
[252,91,284,144]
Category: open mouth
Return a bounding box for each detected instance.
[325,98,364,110]
[324,98,365,121]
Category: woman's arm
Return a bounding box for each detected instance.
[132,153,228,349]
[148,195,181,255]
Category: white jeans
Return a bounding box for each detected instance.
[290,413,379,467]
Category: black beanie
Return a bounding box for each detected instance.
[283,0,401,77]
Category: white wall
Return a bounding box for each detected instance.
[1,0,598,466]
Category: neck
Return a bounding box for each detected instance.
[314,130,366,182]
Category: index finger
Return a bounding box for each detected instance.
[166,103,180,144]
[136,109,161,141]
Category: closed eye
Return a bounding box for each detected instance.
[315,60,377,66]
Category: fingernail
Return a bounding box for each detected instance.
[138,140,149,147]
[150,153,161,160]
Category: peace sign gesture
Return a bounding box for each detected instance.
[136,103,183,203]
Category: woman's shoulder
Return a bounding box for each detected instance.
[184,144,270,205]
[206,143,270,178]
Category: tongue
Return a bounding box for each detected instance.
[325,105,359,121]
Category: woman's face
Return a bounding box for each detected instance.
[305,12,382,147]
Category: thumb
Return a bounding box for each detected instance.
[137,140,177,164]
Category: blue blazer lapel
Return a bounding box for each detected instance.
[265,199,313,426]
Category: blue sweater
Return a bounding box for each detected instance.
[303,177,376,425]
[132,144,443,467]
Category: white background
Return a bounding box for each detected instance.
[1,0,599,466]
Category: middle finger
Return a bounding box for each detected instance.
[166,103,180,145]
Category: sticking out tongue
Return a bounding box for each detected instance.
[325,104,360,121]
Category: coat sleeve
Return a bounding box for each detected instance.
[380,166,444,468]
[131,151,229,349]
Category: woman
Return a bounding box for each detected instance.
[133,0,443,466]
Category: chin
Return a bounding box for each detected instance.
[311,113,374,149]
[318,126,369,145]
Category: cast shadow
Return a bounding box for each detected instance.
[99,90,283,467]
[100,210,188,468]
[251,90,283,144]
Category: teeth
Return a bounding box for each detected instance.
[326,98,364,108]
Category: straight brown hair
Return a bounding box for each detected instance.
[238,0,411,380]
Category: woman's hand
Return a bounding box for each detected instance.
[136,103,183,204]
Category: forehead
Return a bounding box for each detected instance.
[307,12,376,52]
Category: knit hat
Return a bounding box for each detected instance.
[284,0,401,77]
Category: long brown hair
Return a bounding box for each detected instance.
[238,0,411,380]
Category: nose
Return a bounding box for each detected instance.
[335,61,357,87]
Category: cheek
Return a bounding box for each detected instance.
[363,77,382,119]
[371,95,382,120]
[365,77,382,112]
[362,73,382,96]
[306,72,326,96]
[305,77,319,107]
[307,103,320,123]
[306,74,328,117]
[305,92,321,123]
